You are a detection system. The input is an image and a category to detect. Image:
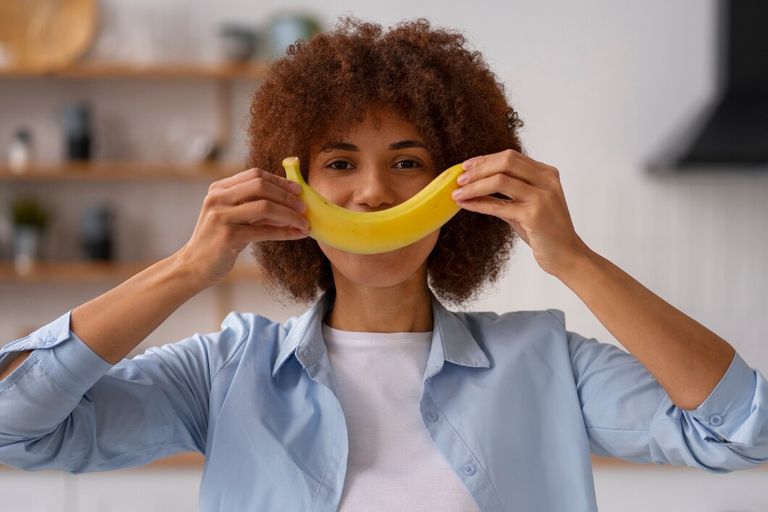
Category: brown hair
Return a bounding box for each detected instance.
[247,16,524,310]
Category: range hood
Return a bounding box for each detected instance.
[650,0,768,173]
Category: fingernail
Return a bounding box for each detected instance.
[457,174,469,185]
[290,182,302,194]
[462,159,477,170]
[452,189,464,200]
[294,200,307,213]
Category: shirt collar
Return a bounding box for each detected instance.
[271,288,491,379]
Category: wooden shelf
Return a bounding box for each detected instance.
[140,453,767,471]
[147,452,206,468]
[0,61,270,80]
[4,453,741,472]
[0,261,263,283]
[0,452,206,472]
[147,454,660,470]
[0,161,243,181]
[0,60,267,154]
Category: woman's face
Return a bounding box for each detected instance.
[307,108,440,289]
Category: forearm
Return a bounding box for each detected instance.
[1,251,208,379]
[0,351,30,380]
[557,247,736,410]
[69,251,209,364]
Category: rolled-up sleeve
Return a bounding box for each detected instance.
[566,329,768,472]
[649,351,768,471]
[0,311,114,438]
[0,310,250,473]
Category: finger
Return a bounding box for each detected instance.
[463,149,546,188]
[210,168,263,189]
[222,177,306,213]
[212,167,301,195]
[228,200,310,231]
[455,194,525,222]
[511,152,563,187]
[452,174,535,203]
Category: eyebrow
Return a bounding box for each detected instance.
[320,140,428,152]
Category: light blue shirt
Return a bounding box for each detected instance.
[1,289,766,511]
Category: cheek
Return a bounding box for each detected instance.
[306,176,327,196]
[309,180,342,204]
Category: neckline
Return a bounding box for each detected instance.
[321,322,433,343]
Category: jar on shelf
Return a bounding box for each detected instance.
[8,128,34,173]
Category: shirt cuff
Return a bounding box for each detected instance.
[691,351,756,440]
[0,310,114,396]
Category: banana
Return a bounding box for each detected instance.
[282,156,466,254]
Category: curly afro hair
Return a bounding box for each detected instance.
[247,16,525,310]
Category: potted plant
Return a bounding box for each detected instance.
[11,195,51,274]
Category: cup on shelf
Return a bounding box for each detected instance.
[218,24,260,63]
[164,120,219,166]
[8,127,34,174]
[267,12,322,58]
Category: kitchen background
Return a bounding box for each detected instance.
[1,0,766,511]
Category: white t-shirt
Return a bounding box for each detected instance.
[322,323,481,512]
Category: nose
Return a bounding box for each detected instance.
[350,167,397,212]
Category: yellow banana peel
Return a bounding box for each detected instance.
[282,156,466,254]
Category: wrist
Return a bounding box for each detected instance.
[168,247,218,293]
[552,242,600,283]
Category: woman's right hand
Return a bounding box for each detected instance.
[175,167,310,288]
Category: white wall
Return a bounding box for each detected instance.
[1,0,767,510]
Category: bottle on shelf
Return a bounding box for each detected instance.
[81,203,115,261]
[60,101,93,161]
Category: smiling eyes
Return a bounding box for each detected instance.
[327,159,423,171]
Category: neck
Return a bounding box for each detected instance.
[323,284,434,333]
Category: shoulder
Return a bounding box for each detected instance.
[191,311,284,379]
[455,307,568,344]
[452,307,576,375]
[215,310,290,354]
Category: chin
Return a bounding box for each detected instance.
[319,232,439,288]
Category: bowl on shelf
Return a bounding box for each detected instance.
[0,0,98,72]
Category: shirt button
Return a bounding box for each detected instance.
[462,463,476,476]
[425,410,439,422]
[709,414,724,426]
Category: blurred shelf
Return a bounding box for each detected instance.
[0,161,242,182]
[0,61,270,80]
[0,452,206,472]
[0,261,263,283]
[148,452,206,468]
[149,454,660,470]
[5,453,741,472]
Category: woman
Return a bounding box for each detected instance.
[0,16,766,512]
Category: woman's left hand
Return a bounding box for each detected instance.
[451,149,591,277]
